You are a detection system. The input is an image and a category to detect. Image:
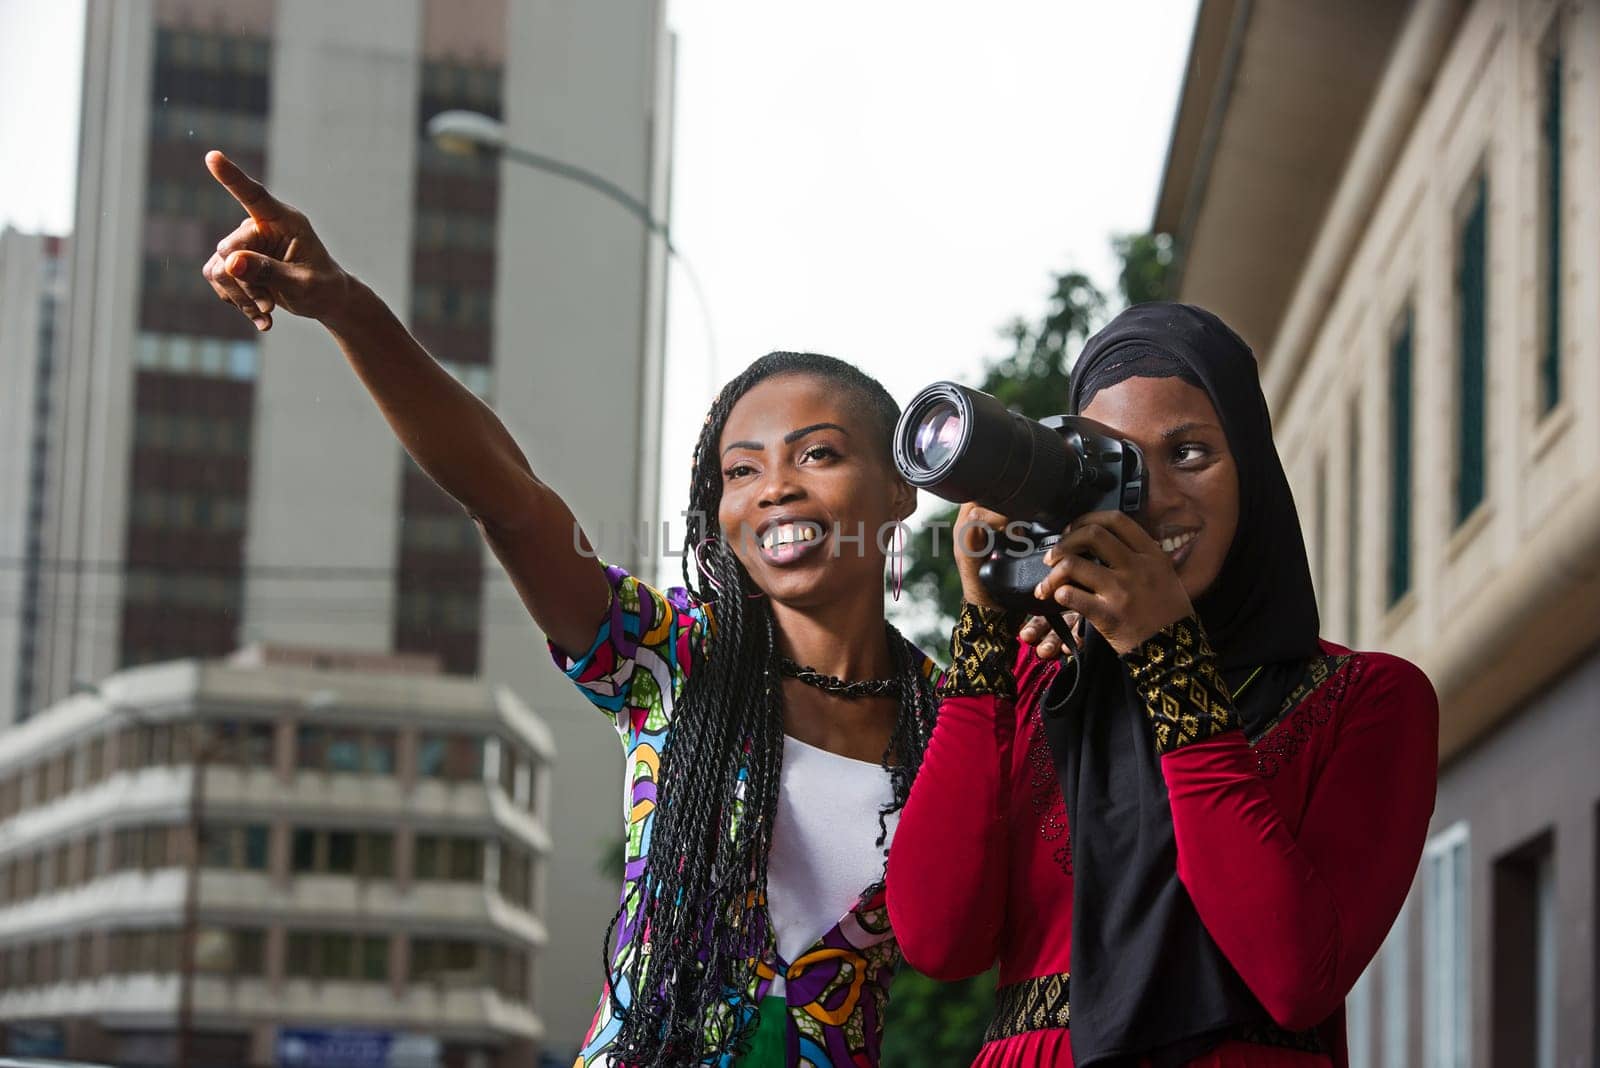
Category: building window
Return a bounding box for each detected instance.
[213,720,276,767]
[1423,823,1470,1068]
[201,824,270,871]
[289,829,393,879]
[1454,172,1488,526]
[362,935,390,981]
[1492,832,1555,1068]
[296,726,326,771]
[1387,309,1413,607]
[327,831,358,874]
[113,825,176,871]
[1538,23,1564,414]
[490,943,529,1001]
[1379,893,1410,1068]
[135,332,259,381]
[86,736,106,783]
[196,927,265,977]
[107,929,180,974]
[1347,963,1374,1068]
[327,730,363,773]
[414,834,483,882]
[52,841,69,889]
[291,828,317,872]
[498,840,534,912]
[418,732,483,782]
[286,931,389,982]
[72,932,96,980]
[296,725,396,775]
[410,937,484,984]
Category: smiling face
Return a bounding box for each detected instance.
[1080,375,1240,600]
[716,373,913,608]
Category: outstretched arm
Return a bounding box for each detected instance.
[200,151,608,654]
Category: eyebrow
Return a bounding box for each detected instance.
[721,422,851,456]
[1161,421,1222,441]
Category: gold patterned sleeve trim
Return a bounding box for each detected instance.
[1122,617,1237,755]
[938,602,1020,699]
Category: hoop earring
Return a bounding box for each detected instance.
[693,535,765,599]
[891,522,905,603]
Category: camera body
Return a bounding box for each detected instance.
[893,386,1145,613]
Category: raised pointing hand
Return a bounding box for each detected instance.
[200,150,350,329]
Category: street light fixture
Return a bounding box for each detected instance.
[425,109,507,156]
[425,109,673,250]
[423,109,717,370]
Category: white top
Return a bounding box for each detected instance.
[764,734,898,998]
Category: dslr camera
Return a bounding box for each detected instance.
[893,382,1145,616]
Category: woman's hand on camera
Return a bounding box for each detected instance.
[1031,511,1193,656]
[1018,611,1082,661]
[200,150,353,330]
[953,502,1010,609]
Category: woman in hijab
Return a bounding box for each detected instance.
[886,302,1438,1067]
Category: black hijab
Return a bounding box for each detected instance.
[1040,302,1323,1066]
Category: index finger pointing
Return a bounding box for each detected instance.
[205,150,283,222]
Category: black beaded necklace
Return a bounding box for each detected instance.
[778,657,900,699]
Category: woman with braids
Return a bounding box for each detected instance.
[886,303,1439,1067]
[198,151,941,1067]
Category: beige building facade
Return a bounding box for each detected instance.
[1157,1,1600,1065]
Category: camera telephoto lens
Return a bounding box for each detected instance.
[894,381,1145,531]
[910,400,964,471]
[894,382,1072,524]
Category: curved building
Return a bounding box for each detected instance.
[0,644,552,1067]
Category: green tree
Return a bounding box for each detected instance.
[1113,231,1175,307]
[899,234,1171,649]
[879,968,997,1066]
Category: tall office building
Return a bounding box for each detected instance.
[0,230,68,730]
[30,0,675,1054]
[1156,0,1600,1063]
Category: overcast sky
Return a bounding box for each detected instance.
[655,1,1197,588]
[0,0,1198,596]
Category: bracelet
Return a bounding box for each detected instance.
[939,602,1019,699]
[1122,617,1236,754]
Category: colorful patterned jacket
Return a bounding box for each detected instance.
[549,563,942,1067]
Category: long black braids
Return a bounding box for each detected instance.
[601,352,941,1065]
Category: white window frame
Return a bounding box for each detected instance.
[1347,960,1374,1068]
[1423,822,1471,1068]
[1380,892,1410,1068]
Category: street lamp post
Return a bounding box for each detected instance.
[74,682,214,1068]
[424,109,717,370]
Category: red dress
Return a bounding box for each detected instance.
[885,632,1438,1068]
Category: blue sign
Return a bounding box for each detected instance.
[276,1029,391,1068]
[5,1021,65,1057]
[276,1029,441,1068]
